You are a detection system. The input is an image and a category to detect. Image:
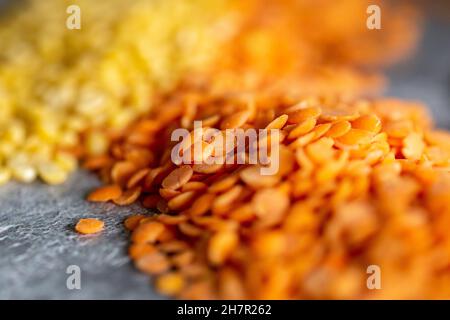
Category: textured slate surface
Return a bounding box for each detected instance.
[0,19,449,300]
[386,20,450,129]
[0,171,160,299]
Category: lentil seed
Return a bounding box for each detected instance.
[75,218,104,235]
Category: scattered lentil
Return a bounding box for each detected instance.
[75,218,104,235]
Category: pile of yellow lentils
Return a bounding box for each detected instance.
[1,0,449,300]
[0,0,235,184]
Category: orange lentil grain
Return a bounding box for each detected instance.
[189,193,216,216]
[211,185,243,216]
[127,168,151,189]
[320,108,360,122]
[157,214,188,225]
[208,231,239,265]
[131,222,166,244]
[111,161,137,186]
[220,111,251,129]
[171,250,195,268]
[167,191,196,211]
[181,181,208,192]
[252,188,289,227]
[287,117,317,140]
[75,218,104,235]
[325,120,352,138]
[124,214,146,231]
[142,195,162,209]
[83,155,113,170]
[158,240,189,253]
[402,132,425,161]
[265,114,289,130]
[87,184,122,202]
[159,188,181,200]
[113,186,141,206]
[286,106,322,124]
[155,272,185,296]
[129,243,157,260]
[335,128,374,146]
[240,165,280,189]
[135,252,171,275]
[351,114,382,133]
[161,165,194,190]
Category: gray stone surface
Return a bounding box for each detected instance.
[0,18,449,300]
[0,171,161,299]
[386,20,450,129]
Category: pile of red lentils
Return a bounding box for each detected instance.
[86,76,450,299]
[80,1,450,300]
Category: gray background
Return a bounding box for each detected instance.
[0,13,449,299]
[386,21,450,129]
